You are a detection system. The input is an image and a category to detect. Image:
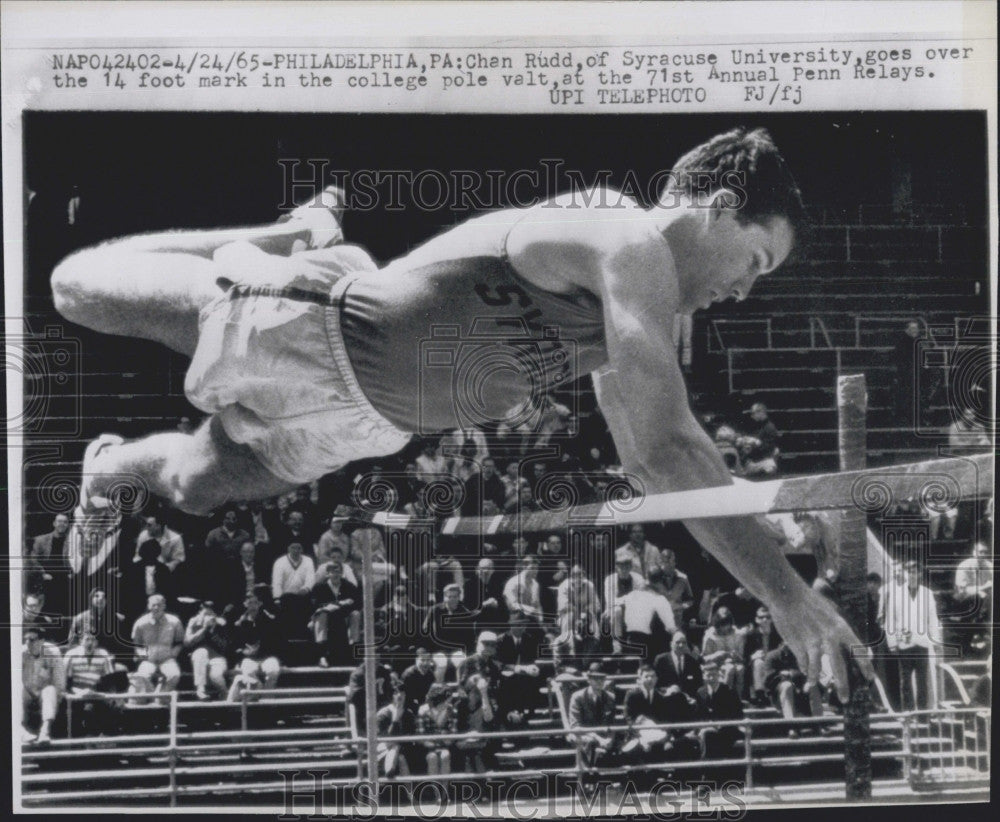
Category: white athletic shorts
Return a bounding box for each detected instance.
[185,242,413,485]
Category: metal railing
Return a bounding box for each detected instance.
[22,691,990,807]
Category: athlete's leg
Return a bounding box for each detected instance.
[86,415,298,514]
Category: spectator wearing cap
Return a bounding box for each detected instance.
[694,661,744,759]
[134,513,185,572]
[22,627,66,744]
[568,663,619,768]
[128,594,184,699]
[458,631,504,702]
[271,541,315,641]
[400,648,437,716]
[424,582,478,653]
[615,568,677,660]
[603,548,646,620]
[310,560,362,667]
[184,601,232,700]
[228,587,281,699]
[416,683,459,776]
[496,612,543,723]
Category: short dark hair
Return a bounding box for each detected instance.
[665,126,806,237]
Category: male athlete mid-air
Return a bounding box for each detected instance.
[51,127,874,697]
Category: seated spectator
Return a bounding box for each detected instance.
[554,565,601,663]
[701,607,746,696]
[744,606,782,705]
[315,515,351,568]
[623,665,700,764]
[461,456,506,516]
[412,557,464,608]
[23,592,59,644]
[603,548,646,618]
[401,648,438,714]
[376,686,417,779]
[348,659,398,720]
[709,586,760,629]
[954,541,992,620]
[454,672,500,773]
[269,510,316,568]
[271,542,315,640]
[458,630,504,696]
[378,585,426,655]
[764,643,824,737]
[227,541,270,610]
[504,480,540,514]
[496,612,543,724]
[205,509,251,568]
[184,600,232,701]
[228,587,281,700]
[424,583,478,653]
[351,541,400,609]
[616,568,677,660]
[22,627,65,744]
[568,663,620,768]
[463,558,506,628]
[63,630,122,736]
[287,484,321,537]
[310,560,361,668]
[67,587,124,655]
[658,549,695,627]
[134,513,185,571]
[416,683,459,775]
[621,524,661,579]
[695,661,744,759]
[128,594,184,700]
[713,425,744,476]
[124,539,177,622]
[741,402,780,476]
[502,556,545,625]
[654,631,703,698]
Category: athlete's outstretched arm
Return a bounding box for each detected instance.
[591,240,872,700]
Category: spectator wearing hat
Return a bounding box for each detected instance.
[459,630,504,698]
[128,594,184,699]
[228,587,281,699]
[616,568,677,660]
[185,600,232,700]
[416,683,459,775]
[22,627,66,744]
[568,663,620,768]
[695,661,744,759]
[310,559,361,667]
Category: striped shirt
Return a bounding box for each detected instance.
[64,645,115,691]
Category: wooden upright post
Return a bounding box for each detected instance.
[360,531,380,795]
[837,373,873,800]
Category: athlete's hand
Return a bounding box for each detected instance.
[280,185,345,251]
[769,588,874,703]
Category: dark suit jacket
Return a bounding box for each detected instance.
[623,686,673,723]
[743,627,782,668]
[496,631,541,666]
[653,650,703,696]
[226,556,271,608]
[568,686,617,729]
[463,574,506,613]
[422,603,477,652]
[695,683,744,724]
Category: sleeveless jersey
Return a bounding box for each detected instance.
[339,209,608,433]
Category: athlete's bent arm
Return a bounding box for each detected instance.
[592,247,871,699]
